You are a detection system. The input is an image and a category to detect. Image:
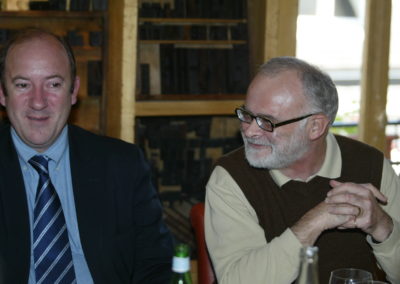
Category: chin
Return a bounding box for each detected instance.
[245,148,291,169]
[244,148,270,168]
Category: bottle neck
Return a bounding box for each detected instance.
[297,246,319,284]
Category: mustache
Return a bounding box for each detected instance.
[243,136,272,147]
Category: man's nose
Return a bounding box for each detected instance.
[29,87,48,109]
[242,119,263,137]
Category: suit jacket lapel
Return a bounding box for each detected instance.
[68,125,108,280]
[0,125,31,282]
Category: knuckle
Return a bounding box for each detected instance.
[344,193,352,202]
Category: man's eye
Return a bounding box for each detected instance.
[15,83,28,88]
[50,82,62,88]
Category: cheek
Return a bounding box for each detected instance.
[4,95,23,110]
[48,93,73,106]
[240,122,248,131]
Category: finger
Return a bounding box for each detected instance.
[337,217,358,229]
[361,183,388,204]
[328,180,368,196]
[325,190,362,206]
[356,206,362,217]
[327,203,360,216]
[328,180,387,204]
[328,180,360,197]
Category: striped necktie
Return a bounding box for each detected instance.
[29,155,76,284]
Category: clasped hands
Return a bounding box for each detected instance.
[324,180,393,242]
[292,180,394,246]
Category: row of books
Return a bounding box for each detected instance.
[140,44,250,95]
[139,23,247,41]
[29,0,107,11]
[139,0,246,19]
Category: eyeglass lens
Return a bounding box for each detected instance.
[236,108,273,131]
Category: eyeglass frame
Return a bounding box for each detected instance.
[235,106,317,132]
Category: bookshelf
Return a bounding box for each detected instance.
[0,1,300,133]
[135,0,249,116]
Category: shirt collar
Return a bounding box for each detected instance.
[270,132,342,187]
[11,126,69,166]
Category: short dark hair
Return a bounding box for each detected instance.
[0,28,77,95]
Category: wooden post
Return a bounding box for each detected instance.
[264,0,298,61]
[2,0,29,10]
[247,0,267,77]
[105,0,138,142]
[359,0,391,154]
[247,0,298,76]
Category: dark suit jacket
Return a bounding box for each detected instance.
[0,124,174,283]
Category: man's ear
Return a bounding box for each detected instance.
[0,84,6,107]
[308,113,330,141]
[70,76,80,106]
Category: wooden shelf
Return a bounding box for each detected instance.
[139,18,247,25]
[0,11,105,31]
[135,94,245,116]
[140,40,246,45]
[135,100,243,116]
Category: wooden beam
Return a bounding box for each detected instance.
[105,0,138,142]
[264,0,298,61]
[247,0,267,76]
[359,0,391,154]
[247,0,298,76]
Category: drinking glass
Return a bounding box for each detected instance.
[329,268,373,284]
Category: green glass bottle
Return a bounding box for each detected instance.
[170,243,193,284]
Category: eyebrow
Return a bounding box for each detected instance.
[11,74,65,82]
[243,105,277,121]
[11,75,29,82]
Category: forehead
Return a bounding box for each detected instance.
[245,70,306,116]
[5,35,70,74]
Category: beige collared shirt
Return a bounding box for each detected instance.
[205,133,400,284]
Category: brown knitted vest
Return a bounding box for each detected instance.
[216,135,384,284]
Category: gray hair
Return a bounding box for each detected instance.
[258,56,338,125]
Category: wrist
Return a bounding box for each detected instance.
[370,215,393,243]
[291,220,322,246]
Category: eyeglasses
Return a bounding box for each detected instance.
[235,106,315,132]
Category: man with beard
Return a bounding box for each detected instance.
[204,57,400,284]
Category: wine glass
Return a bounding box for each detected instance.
[353,281,389,284]
[329,268,373,284]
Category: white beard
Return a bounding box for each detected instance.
[242,124,311,169]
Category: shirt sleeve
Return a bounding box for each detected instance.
[369,158,400,283]
[205,166,303,284]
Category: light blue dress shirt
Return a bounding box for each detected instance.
[12,126,94,284]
